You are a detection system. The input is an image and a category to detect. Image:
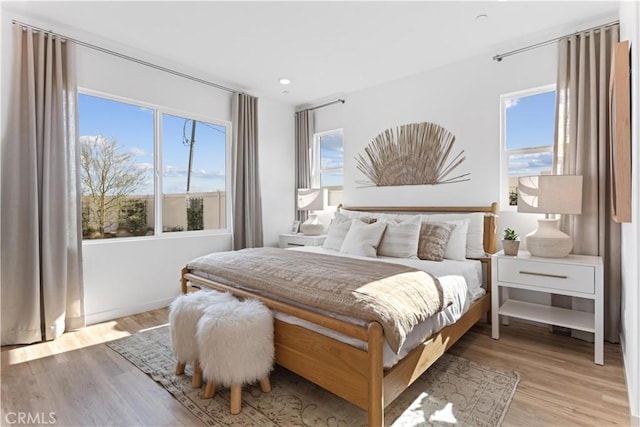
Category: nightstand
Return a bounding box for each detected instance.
[491,250,604,365]
[278,233,327,248]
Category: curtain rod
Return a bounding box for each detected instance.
[12,19,238,94]
[304,99,345,112]
[493,20,619,62]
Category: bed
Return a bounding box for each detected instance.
[181,203,498,426]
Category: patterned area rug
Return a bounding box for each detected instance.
[107,326,519,426]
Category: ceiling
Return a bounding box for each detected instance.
[4,1,618,106]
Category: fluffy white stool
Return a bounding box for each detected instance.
[168,290,235,388]
[197,298,274,414]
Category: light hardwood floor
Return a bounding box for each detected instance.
[1,309,630,426]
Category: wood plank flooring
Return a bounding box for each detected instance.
[448,322,630,426]
[1,309,631,426]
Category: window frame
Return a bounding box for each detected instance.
[78,88,232,242]
[500,84,556,211]
[312,128,344,190]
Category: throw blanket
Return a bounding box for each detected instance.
[187,248,454,353]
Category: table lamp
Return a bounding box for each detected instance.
[297,188,327,235]
[517,175,583,258]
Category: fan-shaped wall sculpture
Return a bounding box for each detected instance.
[356,122,469,186]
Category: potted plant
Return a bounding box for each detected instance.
[502,228,520,256]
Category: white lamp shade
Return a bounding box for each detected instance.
[517,175,583,215]
[297,188,327,211]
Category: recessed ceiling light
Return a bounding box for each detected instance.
[279,77,291,85]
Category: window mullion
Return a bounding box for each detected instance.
[154,110,162,235]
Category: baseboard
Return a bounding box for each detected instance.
[85,297,175,326]
[620,331,640,425]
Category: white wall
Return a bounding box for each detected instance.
[1,8,294,324]
[314,101,344,134]
[313,42,560,242]
[82,234,231,324]
[619,1,640,424]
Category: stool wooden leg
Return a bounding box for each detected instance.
[230,384,242,414]
[203,380,215,398]
[192,359,202,388]
[175,361,186,375]
[259,376,271,393]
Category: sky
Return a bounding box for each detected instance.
[78,93,226,196]
[505,90,556,176]
[319,132,344,187]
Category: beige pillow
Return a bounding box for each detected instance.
[340,220,387,257]
[421,212,485,258]
[377,215,421,258]
[322,213,353,251]
[418,222,456,261]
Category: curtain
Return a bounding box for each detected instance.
[231,93,263,250]
[1,26,85,344]
[553,24,620,343]
[295,110,313,223]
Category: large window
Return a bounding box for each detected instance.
[501,86,556,208]
[313,129,343,205]
[78,92,229,240]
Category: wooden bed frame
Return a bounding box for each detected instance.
[181,203,498,426]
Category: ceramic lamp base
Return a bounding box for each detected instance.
[525,218,573,258]
[301,214,323,236]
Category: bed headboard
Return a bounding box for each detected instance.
[339,202,499,256]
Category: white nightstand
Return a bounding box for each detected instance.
[279,233,327,248]
[491,250,604,365]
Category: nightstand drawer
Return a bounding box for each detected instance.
[283,235,308,246]
[279,233,326,248]
[497,258,594,294]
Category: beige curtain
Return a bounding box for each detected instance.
[231,93,263,249]
[295,110,313,223]
[1,26,85,344]
[553,24,620,343]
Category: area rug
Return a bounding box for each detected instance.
[107,326,519,426]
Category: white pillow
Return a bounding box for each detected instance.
[421,213,485,258]
[441,219,470,261]
[322,213,353,251]
[340,220,387,257]
[377,215,421,258]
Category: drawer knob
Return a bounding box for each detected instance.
[519,270,568,279]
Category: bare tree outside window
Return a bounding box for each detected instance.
[80,135,148,238]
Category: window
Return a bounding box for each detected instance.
[313,129,343,205]
[78,92,229,240]
[501,86,556,208]
[161,114,227,233]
